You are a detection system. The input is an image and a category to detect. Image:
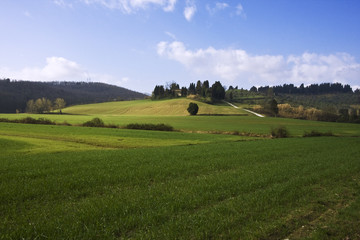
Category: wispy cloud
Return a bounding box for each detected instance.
[157,41,360,87]
[236,3,246,18]
[163,0,177,12]
[53,0,73,8]
[80,0,177,13]
[184,0,196,21]
[206,2,229,15]
[165,31,177,40]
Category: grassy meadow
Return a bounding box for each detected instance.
[1,98,360,239]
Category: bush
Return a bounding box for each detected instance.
[0,118,10,123]
[303,130,334,137]
[125,123,174,131]
[82,118,105,127]
[0,117,55,125]
[187,102,199,115]
[270,126,289,138]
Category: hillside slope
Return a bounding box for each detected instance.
[63,98,248,116]
[0,79,146,113]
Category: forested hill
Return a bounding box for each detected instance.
[0,79,146,113]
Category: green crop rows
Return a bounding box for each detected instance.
[1,99,360,239]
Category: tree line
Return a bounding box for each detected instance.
[152,80,225,102]
[26,98,66,114]
[250,82,354,95]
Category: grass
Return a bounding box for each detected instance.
[1,98,360,239]
[62,98,248,116]
[1,113,360,137]
[1,134,359,239]
[0,122,252,151]
[1,98,360,137]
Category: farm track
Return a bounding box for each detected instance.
[224,101,265,117]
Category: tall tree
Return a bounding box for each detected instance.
[188,83,196,95]
[211,81,225,100]
[196,80,202,95]
[181,87,188,97]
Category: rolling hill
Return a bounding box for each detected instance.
[62,98,248,116]
[0,79,146,113]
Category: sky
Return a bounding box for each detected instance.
[1,0,360,93]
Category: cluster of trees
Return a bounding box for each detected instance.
[253,102,360,123]
[26,98,66,114]
[0,79,146,113]
[152,80,225,102]
[251,83,354,95]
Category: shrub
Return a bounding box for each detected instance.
[303,130,334,137]
[0,117,55,125]
[187,102,199,115]
[82,118,105,127]
[0,118,10,123]
[270,126,289,138]
[125,123,174,131]
[57,121,72,126]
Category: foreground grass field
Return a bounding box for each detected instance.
[1,99,360,239]
[1,124,359,239]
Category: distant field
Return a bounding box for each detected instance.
[1,98,360,239]
[1,113,359,137]
[62,98,247,116]
[1,98,359,137]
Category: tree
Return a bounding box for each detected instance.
[188,83,196,95]
[201,80,210,97]
[181,87,188,97]
[36,98,52,113]
[152,85,165,99]
[26,99,36,113]
[268,98,279,117]
[196,80,202,95]
[54,98,66,113]
[169,82,180,97]
[187,102,199,115]
[211,81,225,100]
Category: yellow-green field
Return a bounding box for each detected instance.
[62,98,247,116]
[1,99,360,239]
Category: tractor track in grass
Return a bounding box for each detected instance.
[224,101,265,117]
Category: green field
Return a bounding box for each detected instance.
[1,98,359,137]
[1,99,360,239]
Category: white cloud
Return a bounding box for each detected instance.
[206,2,229,15]
[157,41,360,87]
[184,0,196,21]
[54,0,73,8]
[163,0,177,12]
[236,3,246,18]
[80,0,177,13]
[0,57,117,84]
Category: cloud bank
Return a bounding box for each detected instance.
[157,41,360,87]
[0,57,118,84]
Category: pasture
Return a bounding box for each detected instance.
[1,99,360,239]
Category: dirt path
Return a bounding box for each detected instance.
[224,101,265,117]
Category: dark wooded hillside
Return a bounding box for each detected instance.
[0,79,146,113]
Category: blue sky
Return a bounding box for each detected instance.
[1,0,359,93]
